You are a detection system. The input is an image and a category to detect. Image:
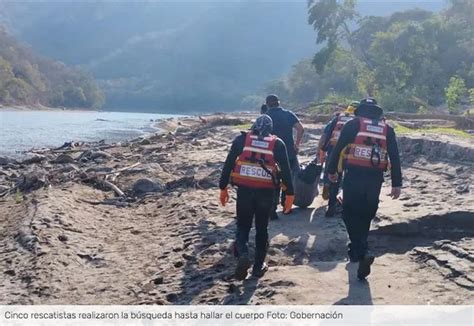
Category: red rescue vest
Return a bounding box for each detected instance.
[344,118,389,170]
[329,113,355,146]
[231,133,278,189]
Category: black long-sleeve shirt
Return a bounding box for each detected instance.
[326,118,402,187]
[219,132,295,195]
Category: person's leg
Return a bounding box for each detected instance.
[341,172,366,261]
[280,157,298,206]
[235,187,254,256]
[357,175,383,280]
[360,178,383,257]
[235,187,255,280]
[271,187,280,220]
[326,174,342,217]
[321,149,332,200]
[253,189,274,277]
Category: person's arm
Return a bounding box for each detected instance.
[326,119,359,175]
[318,117,337,151]
[294,122,304,152]
[274,139,294,196]
[219,134,245,189]
[287,111,304,152]
[386,126,402,198]
[318,134,327,152]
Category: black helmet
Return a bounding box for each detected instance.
[360,97,378,105]
[251,114,273,136]
[355,97,383,118]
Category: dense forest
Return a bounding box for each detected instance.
[1,1,443,112]
[263,0,473,114]
[0,28,104,109]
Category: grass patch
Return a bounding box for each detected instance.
[15,189,23,203]
[235,123,252,130]
[392,122,413,134]
[426,127,473,138]
[393,122,473,138]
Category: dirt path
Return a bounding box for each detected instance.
[0,116,472,305]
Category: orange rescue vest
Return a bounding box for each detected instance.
[329,113,355,146]
[344,118,389,170]
[231,133,278,189]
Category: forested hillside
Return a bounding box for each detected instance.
[0,2,315,111]
[1,1,444,112]
[264,0,473,114]
[0,28,104,109]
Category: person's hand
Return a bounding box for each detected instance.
[283,195,294,214]
[388,187,401,199]
[328,173,338,183]
[220,188,229,206]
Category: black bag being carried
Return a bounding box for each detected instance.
[293,160,322,208]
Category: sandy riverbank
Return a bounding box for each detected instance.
[0,114,473,304]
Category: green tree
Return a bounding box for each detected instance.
[5,78,31,103]
[445,76,467,114]
[0,27,105,108]
[469,88,474,107]
[308,0,358,72]
[304,1,473,113]
[286,60,322,104]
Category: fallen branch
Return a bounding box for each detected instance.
[108,162,141,176]
[78,198,128,207]
[101,180,125,197]
[410,165,457,179]
[105,162,142,183]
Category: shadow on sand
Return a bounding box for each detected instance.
[171,206,472,305]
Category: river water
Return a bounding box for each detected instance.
[0,110,180,157]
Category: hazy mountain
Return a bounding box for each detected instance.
[0,1,445,112]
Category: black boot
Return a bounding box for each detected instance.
[234,255,251,281]
[252,263,268,278]
[357,255,375,280]
[252,249,268,277]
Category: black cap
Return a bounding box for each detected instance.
[265,94,280,107]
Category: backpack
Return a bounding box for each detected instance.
[293,160,322,208]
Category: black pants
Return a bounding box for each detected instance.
[236,186,274,267]
[323,148,342,207]
[274,157,298,210]
[342,170,383,260]
[328,174,342,207]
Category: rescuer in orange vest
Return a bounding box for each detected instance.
[219,115,294,280]
[326,98,402,280]
[318,102,358,217]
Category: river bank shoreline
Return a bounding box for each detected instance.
[0,110,184,159]
[0,113,472,305]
